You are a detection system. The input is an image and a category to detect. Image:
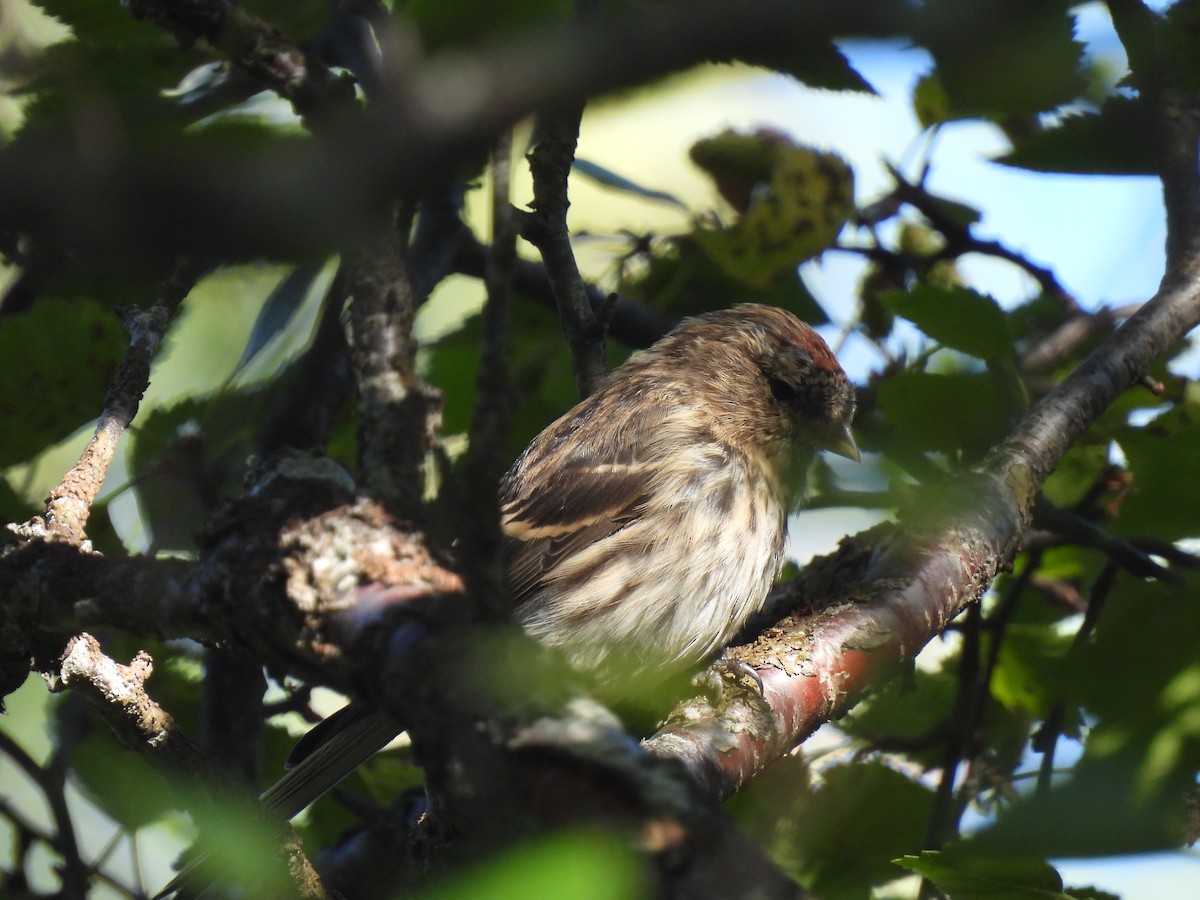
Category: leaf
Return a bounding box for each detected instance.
[690,131,854,285]
[918,1,1085,119]
[423,828,643,900]
[233,262,328,377]
[70,731,176,828]
[913,70,951,128]
[26,0,201,127]
[406,0,571,49]
[997,98,1158,175]
[839,669,958,768]
[572,158,686,209]
[771,762,934,898]
[0,299,126,467]
[1114,417,1200,541]
[897,849,1076,899]
[129,393,264,552]
[752,39,876,94]
[624,236,829,324]
[883,286,1013,360]
[876,370,1022,458]
[990,625,1071,720]
[970,758,1183,857]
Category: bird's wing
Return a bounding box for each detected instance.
[499,403,674,603]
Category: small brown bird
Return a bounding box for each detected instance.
[156,304,857,896]
[501,303,858,675]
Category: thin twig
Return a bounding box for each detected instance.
[10,258,206,546]
[452,230,673,348]
[0,728,90,896]
[521,100,609,397]
[462,131,519,604]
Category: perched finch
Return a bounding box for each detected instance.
[501,303,858,676]
[156,304,856,897]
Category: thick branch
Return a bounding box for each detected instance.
[342,231,441,517]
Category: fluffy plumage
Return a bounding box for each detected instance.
[501,303,857,674]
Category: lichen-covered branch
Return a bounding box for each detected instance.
[341,230,442,517]
[11,260,205,546]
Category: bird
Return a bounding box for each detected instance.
[500,303,858,677]
[157,303,857,896]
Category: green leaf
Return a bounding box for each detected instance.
[876,370,1021,458]
[997,98,1158,175]
[991,625,1071,720]
[1068,576,1200,789]
[913,71,951,128]
[572,158,686,209]
[0,299,125,467]
[1040,440,1110,508]
[971,758,1183,857]
[406,0,571,49]
[689,133,854,282]
[624,237,828,324]
[423,828,644,900]
[839,669,958,768]
[233,262,329,377]
[883,286,1013,360]
[768,762,934,898]
[27,0,201,128]
[1115,416,1200,541]
[919,1,1085,119]
[240,0,329,42]
[70,731,176,828]
[752,39,876,94]
[896,849,1075,899]
[128,393,263,552]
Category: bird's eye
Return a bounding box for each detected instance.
[767,374,798,403]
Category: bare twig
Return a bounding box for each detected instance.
[521,101,608,397]
[55,634,328,900]
[0,728,90,896]
[461,132,519,597]
[55,633,211,774]
[10,258,206,546]
[452,230,673,348]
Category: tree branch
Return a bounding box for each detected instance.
[342,229,441,518]
[10,259,206,546]
[452,230,673,348]
[127,0,357,122]
[522,102,608,397]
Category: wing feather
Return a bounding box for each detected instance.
[499,401,675,603]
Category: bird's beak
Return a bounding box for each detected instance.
[824,423,860,462]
